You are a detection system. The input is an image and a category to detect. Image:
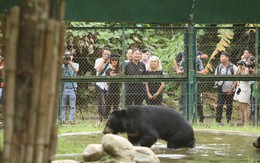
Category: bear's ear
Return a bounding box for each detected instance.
[112,109,126,117]
[120,110,126,117]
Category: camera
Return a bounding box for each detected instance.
[178,60,184,70]
[237,59,255,69]
[142,49,148,53]
[64,53,71,61]
[237,60,245,66]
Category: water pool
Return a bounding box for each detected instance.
[57,130,260,162]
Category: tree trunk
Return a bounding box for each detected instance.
[2,0,65,163]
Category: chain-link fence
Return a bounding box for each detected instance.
[197,27,260,125]
[58,26,260,126]
[1,25,260,127]
[60,27,186,125]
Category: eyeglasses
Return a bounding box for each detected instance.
[111,59,118,61]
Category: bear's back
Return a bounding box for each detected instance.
[125,105,193,132]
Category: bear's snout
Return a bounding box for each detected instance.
[103,126,113,134]
[253,137,260,149]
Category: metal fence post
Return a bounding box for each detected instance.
[255,27,259,125]
[121,27,126,110]
[184,24,196,123]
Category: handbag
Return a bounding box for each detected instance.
[236,81,241,95]
[236,88,241,95]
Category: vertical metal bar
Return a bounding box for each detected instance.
[184,28,188,118]
[193,27,198,123]
[121,27,126,109]
[185,24,195,123]
[255,28,259,125]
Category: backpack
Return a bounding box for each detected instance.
[216,64,234,75]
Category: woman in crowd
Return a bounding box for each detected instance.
[145,56,165,105]
[104,54,121,119]
[233,60,251,125]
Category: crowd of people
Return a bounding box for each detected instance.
[21,44,258,126]
[0,40,259,126]
[214,49,260,126]
[93,47,165,123]
[59,46,167,124]
[1,44,259,126]
[91,47,259,125]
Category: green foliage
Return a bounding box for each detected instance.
[67,22,186,100]
[67,22,184,67]
[149,32,184,73]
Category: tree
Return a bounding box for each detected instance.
[1,0,65,162]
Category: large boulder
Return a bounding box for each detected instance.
[134,146,160,163]
[101,134,135,162]
[82,144,104,162]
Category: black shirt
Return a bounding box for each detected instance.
[125,61,146,91]
[146,71,163,94]
[125,61,146,75]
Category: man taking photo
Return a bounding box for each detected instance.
[60,50,79,125]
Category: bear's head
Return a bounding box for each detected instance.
[253,137,260,149]
[103,110,126,135]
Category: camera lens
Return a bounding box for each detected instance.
[64,53,71,61]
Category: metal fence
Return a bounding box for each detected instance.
[58,26,260,126]
[1,26,260,127]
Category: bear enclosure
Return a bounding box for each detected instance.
[1,0,260,162]
[61,25,260,124]
[1,0,260,125]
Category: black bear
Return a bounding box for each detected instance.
[253,137,260,149]
[103,105,195,149]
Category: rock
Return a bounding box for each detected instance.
[51,160,78,163]
[82,144,104,162]
[134,146,160,163]
[102,134,135,162]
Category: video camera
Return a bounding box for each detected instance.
[246,62,255,69]
[246,56,255,69]
[237,58,255,69]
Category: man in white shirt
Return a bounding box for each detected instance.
[94,47,111,122]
